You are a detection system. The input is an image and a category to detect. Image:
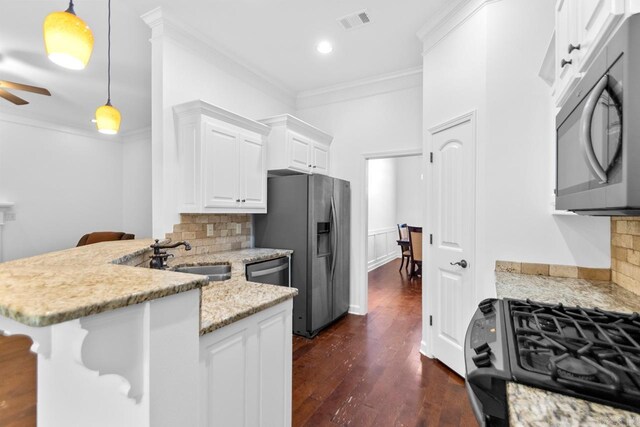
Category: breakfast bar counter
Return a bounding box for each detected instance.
[0,240,297,427]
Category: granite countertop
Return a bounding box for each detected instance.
[496,272,640,426]
[167,248,298,335]
[0,240,208,327]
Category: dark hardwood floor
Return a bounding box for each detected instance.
[0,259,475,427]
[292,259,477,427]
[0,335,36,427]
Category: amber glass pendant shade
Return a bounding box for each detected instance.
[95,103,121,135]
[43,2,93,70]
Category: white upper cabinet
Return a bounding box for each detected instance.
[173,100,271,214]
[259,115,333,175]
[553,0,627,106]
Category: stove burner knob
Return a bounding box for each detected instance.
[472,352,492,368]
[479,301,494,314]
[474,343,491,355]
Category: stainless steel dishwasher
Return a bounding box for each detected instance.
[245,256,291,287]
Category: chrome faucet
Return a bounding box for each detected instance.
[149,239,192,270]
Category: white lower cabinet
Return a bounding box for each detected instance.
[199,300,293,427]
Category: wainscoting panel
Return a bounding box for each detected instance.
[367,227,400,271]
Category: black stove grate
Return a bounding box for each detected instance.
[506,299,640,412]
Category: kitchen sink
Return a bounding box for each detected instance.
[174,264,231,282]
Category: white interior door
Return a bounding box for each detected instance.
[428,113,476,376]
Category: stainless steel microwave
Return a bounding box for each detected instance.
[556,15,640,215]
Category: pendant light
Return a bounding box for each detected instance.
[95,0,121,135]
[43,1,94,70]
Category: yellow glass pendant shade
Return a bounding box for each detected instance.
[95,103,121,135]
[43,5,94,70]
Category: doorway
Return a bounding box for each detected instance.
[366,154,424,277]
[357,149,426,313]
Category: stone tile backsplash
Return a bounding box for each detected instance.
[165,214,252,257]
[495,261,610,281]
[611,217,640,296]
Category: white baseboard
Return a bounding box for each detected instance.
[420,340,432,358]
[348,304,366,316]
[367,254,398,272]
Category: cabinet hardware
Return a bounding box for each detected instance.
[568,43,581,54]
[241,199,246,203]
[313,165,317,168]
[308,164,312,167]
[430,152,433,163]
[561,58,572,68]
[236,199,240,202]
[429,315,433,326]
[429,234,433,245]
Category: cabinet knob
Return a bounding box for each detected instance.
[568,43,581,54]
[308,164,312,167]
[241,199,246,203]
[313,165,317,168]
[561,58,572,68]
[236,199,240,202]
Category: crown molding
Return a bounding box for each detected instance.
[258,114,333,145]
[0,110,124,142]
[417,0,501,55]
[173,100,271,136]
[296,66,423,110]
[120,126,152,141]
[141,7,295,110]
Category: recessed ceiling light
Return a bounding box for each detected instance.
[316,41,333,54]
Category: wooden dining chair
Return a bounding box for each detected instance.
[397,223,411,271]
[408,226,423,278]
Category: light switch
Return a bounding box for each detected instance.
[206,224,214,237]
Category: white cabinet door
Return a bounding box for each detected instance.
[311,143,329,175]
[577,0,625,72]
[555,0,580,105]
[203,123,239,209]
[287,133,311,173]
[239,135,266,209]
[199,301,293,427]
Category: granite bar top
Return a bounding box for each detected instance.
[0,240,208,327]
[496,272,640,426]
[167,248,297,335]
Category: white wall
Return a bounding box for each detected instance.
[367,158,397,231]
[122,129,152,238]
[422,0,610,304]
[297,86,423,313]
[396,155,423,227]
[0,117,125,261]
[145,11,296,237]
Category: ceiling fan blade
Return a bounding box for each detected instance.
[0,88,28,105]
[0,80,51,96]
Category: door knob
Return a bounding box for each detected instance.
[450,259,468,268]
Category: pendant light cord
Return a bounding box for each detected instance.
[107,0,111,105]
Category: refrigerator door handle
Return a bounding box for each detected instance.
[330,196,338,284]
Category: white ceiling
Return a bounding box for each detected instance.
[1,0,449,133]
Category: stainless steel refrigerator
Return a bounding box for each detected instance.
[254,174,350,338]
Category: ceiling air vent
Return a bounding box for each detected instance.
[337,10,371,31]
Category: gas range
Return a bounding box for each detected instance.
[464,298,640,426]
